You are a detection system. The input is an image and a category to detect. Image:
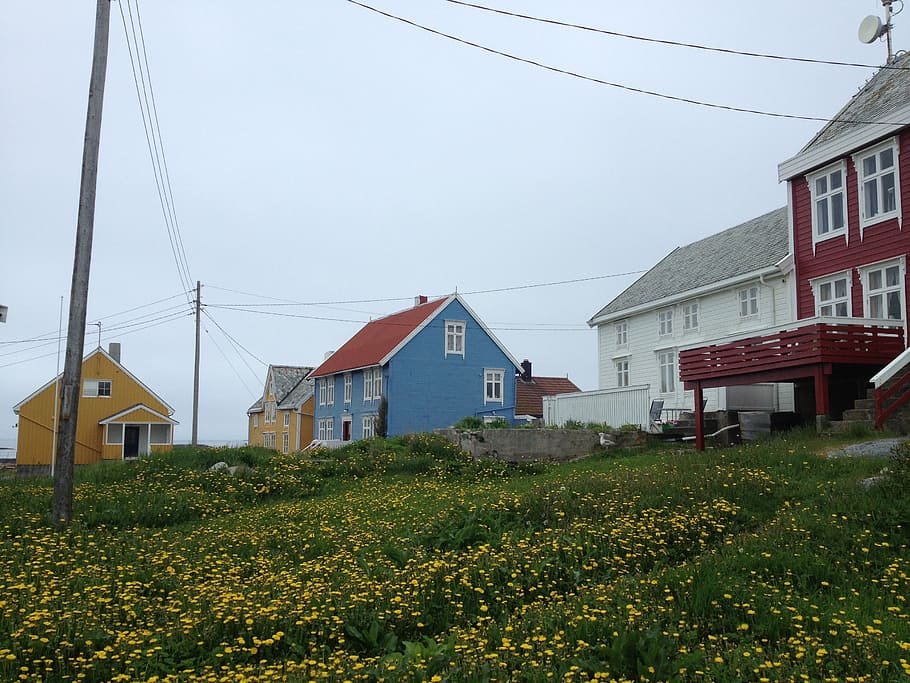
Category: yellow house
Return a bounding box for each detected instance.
[247,365,314,453]
[12,344,176,475]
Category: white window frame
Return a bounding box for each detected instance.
[83,379,112,398]
[657,309,673,337]
[860,257,905,321]
[484,368,505,404]
[362,415,375,439]
[615,320,628,348]
[445,320,466,357]
[318,379,327,406]
[614,358,630,388]
[344,373,352,404]
[106,423,124,445]
[373,367,382,399]
[853,138,901,234]
[326,376,335,406]
[807,161,848,250]
[252,413,259,428]
[363,368,373,401]
[318,418,335,441]
[282,432,289,454]
[657,350,676,394]
[682,301,699,332]
[738,286,759,318]
[810,271,852,318]
[150,424,170,446]
[283,412,290,428]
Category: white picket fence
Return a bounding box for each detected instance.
[542,385,651,429]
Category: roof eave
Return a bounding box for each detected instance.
[587,264,786,327]
[778,104,910,181]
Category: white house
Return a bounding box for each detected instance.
[585,206,796,419]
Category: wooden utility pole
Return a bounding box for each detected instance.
[52,0,111,526]
[192,281,201,446]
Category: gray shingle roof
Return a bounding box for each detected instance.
[589,206,789,322]
[246,365,314,412]
[802,51,910,153]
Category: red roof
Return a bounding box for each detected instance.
[516,376,581,417]
[309,296,451,377]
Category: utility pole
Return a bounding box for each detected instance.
[52,0,111,527]
[192,280,201,446]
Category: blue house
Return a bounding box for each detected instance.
[308,294,523,442]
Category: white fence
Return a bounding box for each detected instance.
[543,385,651,429]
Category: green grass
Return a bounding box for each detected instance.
[0,432,906,682]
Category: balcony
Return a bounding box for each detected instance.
[680,319,904,387]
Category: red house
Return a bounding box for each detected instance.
[681,52,910,447]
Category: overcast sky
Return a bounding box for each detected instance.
[0,0,899,444]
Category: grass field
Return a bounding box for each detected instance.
[0,430,908,682]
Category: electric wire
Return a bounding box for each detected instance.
[117,0,194,305]
[346,0,910,125]
[443,0,910,71]
[202,309,268,370]
[202,323,258,398]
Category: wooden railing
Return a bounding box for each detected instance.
[680,323,904,382]
[872,347,910,429]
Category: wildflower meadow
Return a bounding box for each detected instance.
[0,431,907,682]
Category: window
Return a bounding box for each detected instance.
[484,369,504,403]
[283,412,290,428]
[658,351,676,394]
[318,418,334,441]
[150,424,170,445]
[615,321,628,348]
[683,301,699,331]
[362,415,375,439]
[83,379,112,397]
[372,368,382,399]
[863,260,904,320]
[446,320,465,356]
[106,423,123,445]
[282,432,289,454]
[264,432,275,449]
[318,379,327,406]
[344,373,352,403]
[855,139,900,228]
[739,286,759,317]
[808,163,847,242]
[363,369,373,401]
[658,309,673,336]
[615,359,630,387]
[812,273,851,317]
[252,413,259,428]
[326,377,335,406]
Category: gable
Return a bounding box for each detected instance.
[100,404,177,425]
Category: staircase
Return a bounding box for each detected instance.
[828,390,876,434]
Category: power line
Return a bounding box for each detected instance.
[202,309,268,369]
[206,270,646,309]
[443,0,909,71]
[202,323,258,398]
[117,0,194,304]
[346,0,910,125]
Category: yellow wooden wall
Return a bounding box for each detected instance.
[247,394,314,453]
[16,351,172,466]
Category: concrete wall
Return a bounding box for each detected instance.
[436,428,645,463]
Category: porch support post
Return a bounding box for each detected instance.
[814,365,830,431]
[694,382,705,451]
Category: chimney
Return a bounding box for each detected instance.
[324,350,334,360]
[521,359,532,382]
[108,342,121,363]
[415,295,428,306]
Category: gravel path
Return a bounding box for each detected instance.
[825,438,907,459]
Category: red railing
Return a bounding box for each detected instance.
[680,323,904,383]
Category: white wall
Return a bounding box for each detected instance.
[595,273,794,412]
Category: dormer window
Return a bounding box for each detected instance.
[808,162,847,248]
[854,138,901,233]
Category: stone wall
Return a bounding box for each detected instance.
[435,428,645,463]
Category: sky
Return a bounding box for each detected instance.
[0,0,900,444]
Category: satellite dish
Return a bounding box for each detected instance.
[858,15,885,44]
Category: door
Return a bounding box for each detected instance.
[342,416,352,441]
[124,425,140,459]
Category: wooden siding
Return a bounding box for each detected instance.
[248,394,314,452]
[680,323,904,384]
[542,385,650,428]
[594,273,794,412]
[792,131,910,321]
[15,351,172,466]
